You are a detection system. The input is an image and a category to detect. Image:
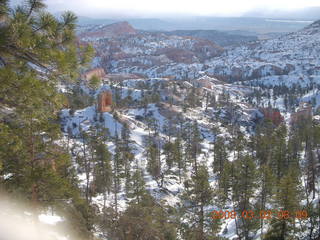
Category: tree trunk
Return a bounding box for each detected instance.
[199,202,204,240]
[113,160,118,217]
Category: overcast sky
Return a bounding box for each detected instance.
[15,0,320,18]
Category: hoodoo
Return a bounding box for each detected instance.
[98,91,112,112]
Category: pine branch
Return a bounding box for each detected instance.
[26,0,45,21]
[6,45,49,70]
[0,0,9,20]
[32,12,55,33]
[32,22,50,33]
[26,0,36,20]
[0,56,6,66]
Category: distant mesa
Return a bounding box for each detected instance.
[79,21,137,39]
[102,21,137,35]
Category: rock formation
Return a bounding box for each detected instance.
[82,68,106,81]
[98,91,112,112]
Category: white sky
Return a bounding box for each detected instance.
[44,0,320,18]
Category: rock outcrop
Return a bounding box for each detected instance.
[82,68,106,81]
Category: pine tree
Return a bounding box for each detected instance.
[173,135,184,183]
[256,164,276,239]
[93,141,112,210]
[79,130,93,204]
[212,136,228,175]
[163,140,175,170]
[115,194,177,240]
[217,160,232,204]
[181,165,214,239]
[265,169,302,240]
[113,134,122,216]
[88,75,101,90]
[182,121,193,166]
[127,168,147,204]
[231,155,259,240]
[186,84,200,108]
[146,142,161,181]
[231,129,245,161]
[190,121,202,174]
[254,121,274,166]
[270,125,287,181]
[120,123,134,191]
[0,0,94,235]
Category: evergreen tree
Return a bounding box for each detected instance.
[79,130,94,204]
[265,169,302,240]
[93,140,112,211]
[146,141,161,181]
[190,121,202,174]
[182,121,193,166]
[113,134,122,216]
[115,194,177,240]
[119,123,135,191]
[127,168,147,204]
[217,160,232,204]
[186,85,200,108]
[173,135,184,183]
[88,75,101,90]
[256,164,276,239]
[270,125,287,181]
[163,140,175,170]
[212,136,228,175]
[0,0,94,235]
[181,165,214,239]
[231,155,259,240]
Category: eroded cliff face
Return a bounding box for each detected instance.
[205,20,320,83]
[82,68,106,81]
[79,20,320,85]
[78,22,224,80]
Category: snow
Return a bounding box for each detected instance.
[60,106,123,137]
[61,21,320,238]
[59,71,314,238]
[38,213,63,225]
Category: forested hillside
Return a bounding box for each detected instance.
[0,1,320,240]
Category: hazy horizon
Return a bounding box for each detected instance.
[9,0,320,19]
